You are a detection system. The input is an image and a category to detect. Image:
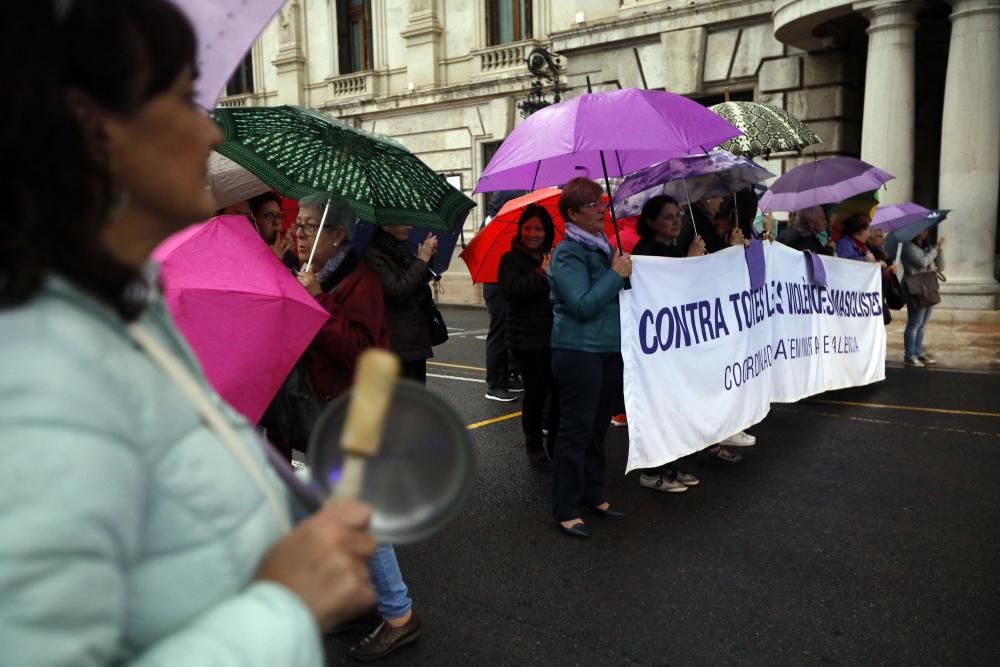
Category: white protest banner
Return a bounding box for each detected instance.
[619,242,885,473]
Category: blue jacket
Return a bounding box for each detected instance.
[0,273,322,666]
[549,237,624,353]
[835,235,869,261]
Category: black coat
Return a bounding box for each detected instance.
[777,226,834,255]
[364,229,434,362]
[632,236,687,258]
[497,246,553,351]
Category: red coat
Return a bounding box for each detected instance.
[305,259,390,402]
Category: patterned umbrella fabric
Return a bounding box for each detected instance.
[214,106,476,231]
[153,215,330,424]
[710,101,821,157]
[611,150,774,218]
[758,156,894,213]
[474,88,742,194]
[458,188,617,284]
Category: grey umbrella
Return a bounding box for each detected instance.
[710,101,821,158]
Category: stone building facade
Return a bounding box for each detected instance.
[220,0,999,308]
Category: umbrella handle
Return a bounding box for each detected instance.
[303,198,332,274]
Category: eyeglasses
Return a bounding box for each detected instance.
[258,212,282,224]
[579,200,607,212]
[294,222,322,237]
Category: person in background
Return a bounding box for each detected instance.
[294,196,423,662]
[777,206,835,255]
[901,229,945,367]
[364,224,438,384]
[0,2,375,664]
[217,198,251,216]
[628,195,703,492]
[835,213,877,263]
[549,177,632,539]
[250,191,295,264]
[867,225,897,325]
[482,190,524,402]
[498,204,559,471]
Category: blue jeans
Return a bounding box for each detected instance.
[370,544,411,621]
[904,302,934,359]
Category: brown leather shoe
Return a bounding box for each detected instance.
[349,612,422,662]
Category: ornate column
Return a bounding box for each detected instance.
[272,0,306,105]
[855,1,922,205]
[938,0,1000,308]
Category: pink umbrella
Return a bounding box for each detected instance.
[167,0,285,109]
[153,215,328,424]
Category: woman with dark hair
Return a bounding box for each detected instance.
[628,195,703,491]
[835,213,878,263]
[549,177,632,539]
[0,2,375,663]
[364,225,439,383]
[498,204,558,470]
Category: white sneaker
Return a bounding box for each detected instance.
[904,356,925,367]
[639,473,687,493]
[673,470,700,487]
[720,430,756,447]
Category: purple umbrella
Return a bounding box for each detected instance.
[758,156,894,213]
[168,0,285,109]
[611,149,773,219]
[870,203,931,233]
[473,89,742,194]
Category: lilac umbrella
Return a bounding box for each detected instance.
[758,156,894,213]
[168,0,285,109]
[870,203,932,233]
[611,150,773,219]
[473,89,742,194]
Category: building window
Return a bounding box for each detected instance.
[486,0,532,46]
[226,52,254,96]
[338,0,373,73]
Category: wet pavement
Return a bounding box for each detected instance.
[324,307,1000,666]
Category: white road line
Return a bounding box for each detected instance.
[427,373,484,383]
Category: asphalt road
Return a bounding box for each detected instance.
[324,306,1000,666]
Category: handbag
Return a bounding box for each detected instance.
[884,273,906,310]
[259,356,324,452]
[903,270,943,308]
[427,303,449,346]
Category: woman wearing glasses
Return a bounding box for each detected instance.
[549,177,633,539]
[250,192,295,265]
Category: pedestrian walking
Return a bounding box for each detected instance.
[901,229,945,367]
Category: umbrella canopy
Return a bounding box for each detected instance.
[710,101,821,157]
[167,0,284,109]
[891,208,950,244]
[871,203,932,233]
[758,156,894,213]
[611,149,774,218]
[459,188,617,283]
[208,152,271,210]
[214,105,476,231]
[153,215,330,424]
[474,88,742,194]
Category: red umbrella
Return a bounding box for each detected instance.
[459,188,617,284]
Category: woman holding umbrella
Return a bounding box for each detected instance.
[295,195,424,660]
[901,229,945,367]
[498,204,558,471]
[549,177,632,539]
[0,1,375,664]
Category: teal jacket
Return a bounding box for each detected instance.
[0,273,322,666]
[549,237,624,353]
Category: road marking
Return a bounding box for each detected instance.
[428,361,487,372]
[787,407,1000,439]
[806,399,1000,419]
[466,412,522,430]
[427,373,482,383]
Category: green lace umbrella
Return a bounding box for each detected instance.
[213,106,475,230]
[710,102,821,158]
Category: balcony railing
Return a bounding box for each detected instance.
[327,71,373,99]
[474,40,541,78]
[216,93,258,108]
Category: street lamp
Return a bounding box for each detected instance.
[518,47,562,118]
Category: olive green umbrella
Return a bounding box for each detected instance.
[213,105,475,231]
